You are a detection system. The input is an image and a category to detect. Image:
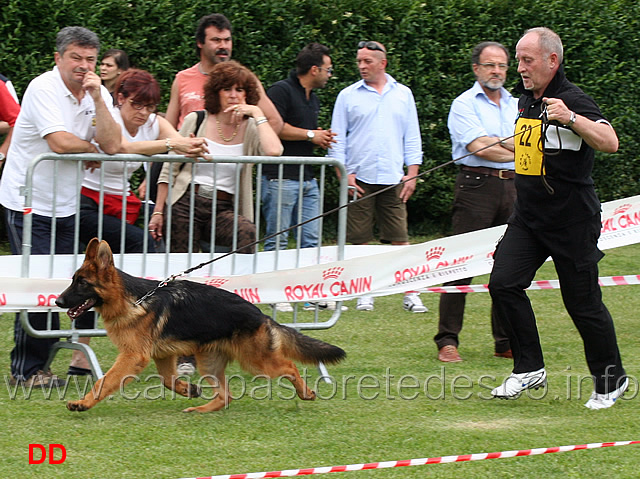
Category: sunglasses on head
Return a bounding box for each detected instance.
[358,41,386,53]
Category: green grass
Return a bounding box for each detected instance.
[2,244,640,478]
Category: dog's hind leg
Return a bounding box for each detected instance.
[240,353,316,401]
[67,353,149,412]
[182,352,231,413]
[154,356,201,398]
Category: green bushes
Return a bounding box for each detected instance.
[1,0,638,235]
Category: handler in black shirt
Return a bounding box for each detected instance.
[489,27,627,409]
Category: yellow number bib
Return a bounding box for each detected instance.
[514,117,544,176]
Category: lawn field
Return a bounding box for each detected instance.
[1,243,640,478]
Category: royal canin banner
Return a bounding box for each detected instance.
[1,195,640,310]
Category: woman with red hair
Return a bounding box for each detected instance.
[80,68,207,253]
[149,60,282,253]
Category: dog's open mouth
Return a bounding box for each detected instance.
[67,298,97,319]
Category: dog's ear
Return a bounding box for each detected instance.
[84,238,101,261]
[96,240,115,270]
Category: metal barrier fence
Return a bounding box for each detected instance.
[6,152,349,378]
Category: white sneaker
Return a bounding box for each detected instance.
[491,368,547,398]
[585,377,629,410]
[356,296,374,311]
[326,301,349,311]
[403,293,428,313]
[177,361,196,376]
[273,302,294,312]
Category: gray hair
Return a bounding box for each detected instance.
[56,26,100,56]
[471,41,509,65]
[523,27,563,64]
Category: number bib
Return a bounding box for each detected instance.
[514,117,544,176]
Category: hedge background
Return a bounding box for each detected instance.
[1,0,638,236]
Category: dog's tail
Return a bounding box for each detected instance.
[270,318,346,365]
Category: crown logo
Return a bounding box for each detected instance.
[425,246,445,262]
[205,277,229,288]
[322,267,344,280]
[613,204,632,215]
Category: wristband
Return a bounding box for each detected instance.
[165,138,173,152]
[255,116,268,126]
[152,211,164,216]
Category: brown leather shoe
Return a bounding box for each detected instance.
[494,350,513,359]
[438,345,462,362]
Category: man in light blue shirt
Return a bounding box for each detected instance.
[329,40,426,314]
[435,41,518,363]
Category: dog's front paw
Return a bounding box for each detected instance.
[302,389,316,401]
[67,400,90,412]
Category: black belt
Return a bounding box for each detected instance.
[461,166,515,180]
[194,184,233,201]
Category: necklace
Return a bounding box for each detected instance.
[215,116,240,142]
[197,63,210,76]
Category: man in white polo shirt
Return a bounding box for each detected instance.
[0,26,120,388]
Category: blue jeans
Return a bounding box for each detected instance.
[261,177,320,251]
[6,209,76,380]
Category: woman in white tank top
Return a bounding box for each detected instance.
[150,60,282,253]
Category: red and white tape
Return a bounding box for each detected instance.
[422,274,640,294]
[183,441,640,479]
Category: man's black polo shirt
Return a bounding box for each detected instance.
[265,70,319,181]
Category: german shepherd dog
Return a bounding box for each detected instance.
[56,238,346,413]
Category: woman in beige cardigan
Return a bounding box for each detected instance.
[149,61,282,253]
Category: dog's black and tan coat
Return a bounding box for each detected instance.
[56,238,346,413]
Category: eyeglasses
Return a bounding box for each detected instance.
[128,99,158,113]
[358,41,386,54]
[320,67,334,74]
[477,63,509,71]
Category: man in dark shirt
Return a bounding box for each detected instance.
[489,27,626,409]
[264,42,335,254]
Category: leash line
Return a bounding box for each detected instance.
[137,125,541,303]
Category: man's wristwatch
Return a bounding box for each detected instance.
[566,111,576,127]
[0,152,5,162]
[306,130,315,141]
